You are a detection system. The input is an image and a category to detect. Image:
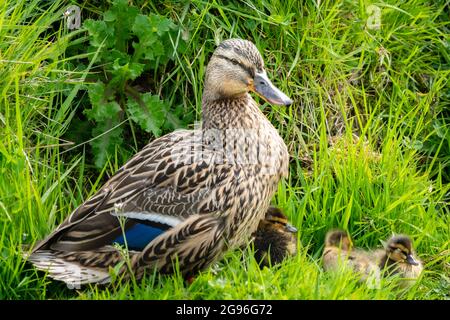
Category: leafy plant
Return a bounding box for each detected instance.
[83,0,187,167]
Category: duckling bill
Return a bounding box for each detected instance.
[252,206,298,267]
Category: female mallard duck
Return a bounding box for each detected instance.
[24,39,292,285]
[322,229,380,285]
[252,206,297,267]
[376,235,423,287]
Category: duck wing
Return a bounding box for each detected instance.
[32,129,237,252]
[133,213,227,277]
[27,214,227,284]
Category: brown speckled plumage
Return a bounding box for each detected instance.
[24,39,291,285]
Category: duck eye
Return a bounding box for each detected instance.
[231,59,239,65]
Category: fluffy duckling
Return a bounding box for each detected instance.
[377,235,423,287]
[322,229,380,285]
[25,39,292,285]
[322,229,352,268]
[252,207,298,267]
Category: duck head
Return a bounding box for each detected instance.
[203,39,292,105]
[258,206,297,234]
[325,229,353,251]
[385,235,419,266]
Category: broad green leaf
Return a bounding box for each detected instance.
[86,82,121,121]
[84,19,115,48]
[152,40,165,57]
[111,59,145,82]
[132,14,158,47]
[127,93,165,136]
[148,14,175,36]
[87,81,105,107]
[103,49,130,66]
[86,101,121,121]
[104,0,139,46]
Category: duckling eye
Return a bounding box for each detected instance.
[231,59,240,65]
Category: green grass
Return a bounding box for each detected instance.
[0,0,449,299]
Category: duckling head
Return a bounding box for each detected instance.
[385,235,419,266]
[203,39,292,105]
[325,229,353,251]
[258,206,298,234]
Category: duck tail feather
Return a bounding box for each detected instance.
[26,250,111,286]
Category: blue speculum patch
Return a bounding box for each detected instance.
[113,223,167,251]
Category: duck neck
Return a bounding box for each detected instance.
[201,94,264,130]
[200,91,289,182]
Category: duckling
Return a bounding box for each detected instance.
[322,229,352,269]
[252,206,297,267]
[377,235,423,287]
[322,229,380,285]
[25,38,292,285]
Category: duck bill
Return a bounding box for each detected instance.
[285,223,298,233]
[406,254,419,266]
[253,72,292,106]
